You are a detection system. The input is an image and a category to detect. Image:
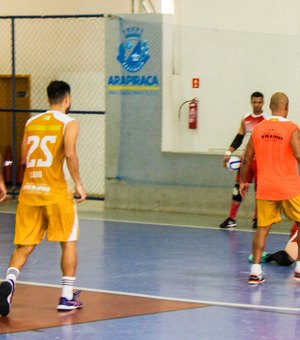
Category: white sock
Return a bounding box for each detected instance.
[6,267,20,286]
[61,276,76,300]
[251,264,262,275]
[296,261,300,271]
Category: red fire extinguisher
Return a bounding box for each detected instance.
[188,98,198,129]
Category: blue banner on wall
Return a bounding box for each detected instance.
[107,21,160,94]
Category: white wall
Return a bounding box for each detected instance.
[174,0,300,35]
[0,0,167,16]
[161,0,300,154]
[0,0,131,15]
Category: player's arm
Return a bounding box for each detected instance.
[64,120,86,203]
[223,119,245,167]
[0,152,7,202]
[290,128,300,163]
[239,136,254,199]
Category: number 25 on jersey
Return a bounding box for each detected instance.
[26,135,57,168]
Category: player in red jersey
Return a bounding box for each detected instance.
[265,223,298,265]
[220,92,269,229]
[249,223,298,266]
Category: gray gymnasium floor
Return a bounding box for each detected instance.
[0,198,296,340]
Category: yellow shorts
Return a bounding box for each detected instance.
[15,199,79,245]
[257,195,300,227]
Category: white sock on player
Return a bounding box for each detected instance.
[6,267,20,286]
[250,264,262,275]
[61,276,76,300]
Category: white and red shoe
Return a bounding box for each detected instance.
[248,273,265,285]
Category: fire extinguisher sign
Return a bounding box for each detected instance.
[192,78,200,88]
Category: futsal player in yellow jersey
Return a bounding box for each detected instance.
[0,81,86,316]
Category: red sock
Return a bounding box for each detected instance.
[229,202,240,219]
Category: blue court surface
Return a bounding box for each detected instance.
[0,210,299,340]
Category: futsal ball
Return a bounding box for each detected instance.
[226,156,241,171]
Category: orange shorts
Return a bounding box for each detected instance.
[15,199,79,245]
[257,195,300,227]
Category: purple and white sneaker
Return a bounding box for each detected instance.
[57,290,83,311]
[0,280,15,316]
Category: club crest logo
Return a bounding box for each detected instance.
[117,27,150,73]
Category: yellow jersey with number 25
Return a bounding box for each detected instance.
[19,110,75,206]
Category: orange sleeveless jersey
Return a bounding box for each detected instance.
[252,117,300,200]
[19,110,75,206]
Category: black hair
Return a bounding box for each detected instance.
[251,91,264,99]
[47,80,71,104]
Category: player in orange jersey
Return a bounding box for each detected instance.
[0,81,86,316]
[220,92,269,229]
[0,152,7,202]
[240,92,300,285]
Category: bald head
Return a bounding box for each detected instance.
[269,92,289,117]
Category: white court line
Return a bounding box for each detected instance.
[0,210,16,215]
[0,210,290,235]
[81,217,229,231]
[79,216,291,235]
[18,280,300,313]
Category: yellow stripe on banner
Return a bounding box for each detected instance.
[107,86,160,91]
[27,125,60,131]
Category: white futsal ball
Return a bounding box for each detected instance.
[226,156,241,171]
